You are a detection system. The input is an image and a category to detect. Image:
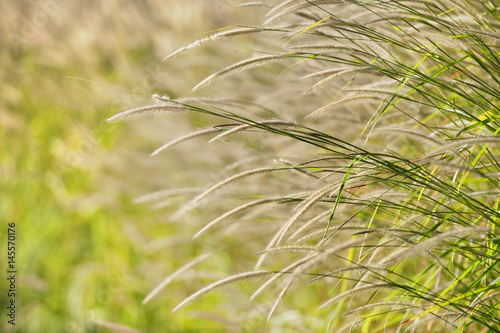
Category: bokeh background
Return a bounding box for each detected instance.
[0,1,306,332]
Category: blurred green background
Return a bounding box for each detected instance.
[0,1,292,332]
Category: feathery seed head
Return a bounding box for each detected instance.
[106,103,188,123]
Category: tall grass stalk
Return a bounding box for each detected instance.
[114,0,500,331]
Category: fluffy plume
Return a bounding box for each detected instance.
[151,127,222,156]
[303,68,381,94]
[193,197,281,238]
[381,226,492,267]
[192,55,287,91]
[424,137,500,157]
[209,120,296,143]
[133,188,203,204]
[164,26,263,61]
[318,282,394,311]
[343,301,423,317]
[307,95,385,119]
[106,103,187,123]
[172,270,271,312]
[176,167,275,218]
[143,252,213,304]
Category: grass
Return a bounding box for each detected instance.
[111,1,500,332]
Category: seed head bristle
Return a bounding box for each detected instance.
[164,27,262,61]
[306,95,385,119]
[193,198,280,239]
[151,127,222,156]
[143,252,213,305]
[209,120,296,143]
[106,103,188,123]
[172,270,271,312]
[372,127,444,146]
[318,282,393,311]
[251,255,312,300]
[303,68,381,95]
[424,137,500,157]
[133,188,203,204]
[381,226,491,267]
[185,167,275,210]
[263,0,336,26]
[192,55,287,91]
[267,279,293,321]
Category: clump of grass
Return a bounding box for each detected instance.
[114,1,500,331]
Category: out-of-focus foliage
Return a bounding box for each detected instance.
[0,1,278,332]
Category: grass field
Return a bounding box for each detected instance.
[3,1,500,332]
